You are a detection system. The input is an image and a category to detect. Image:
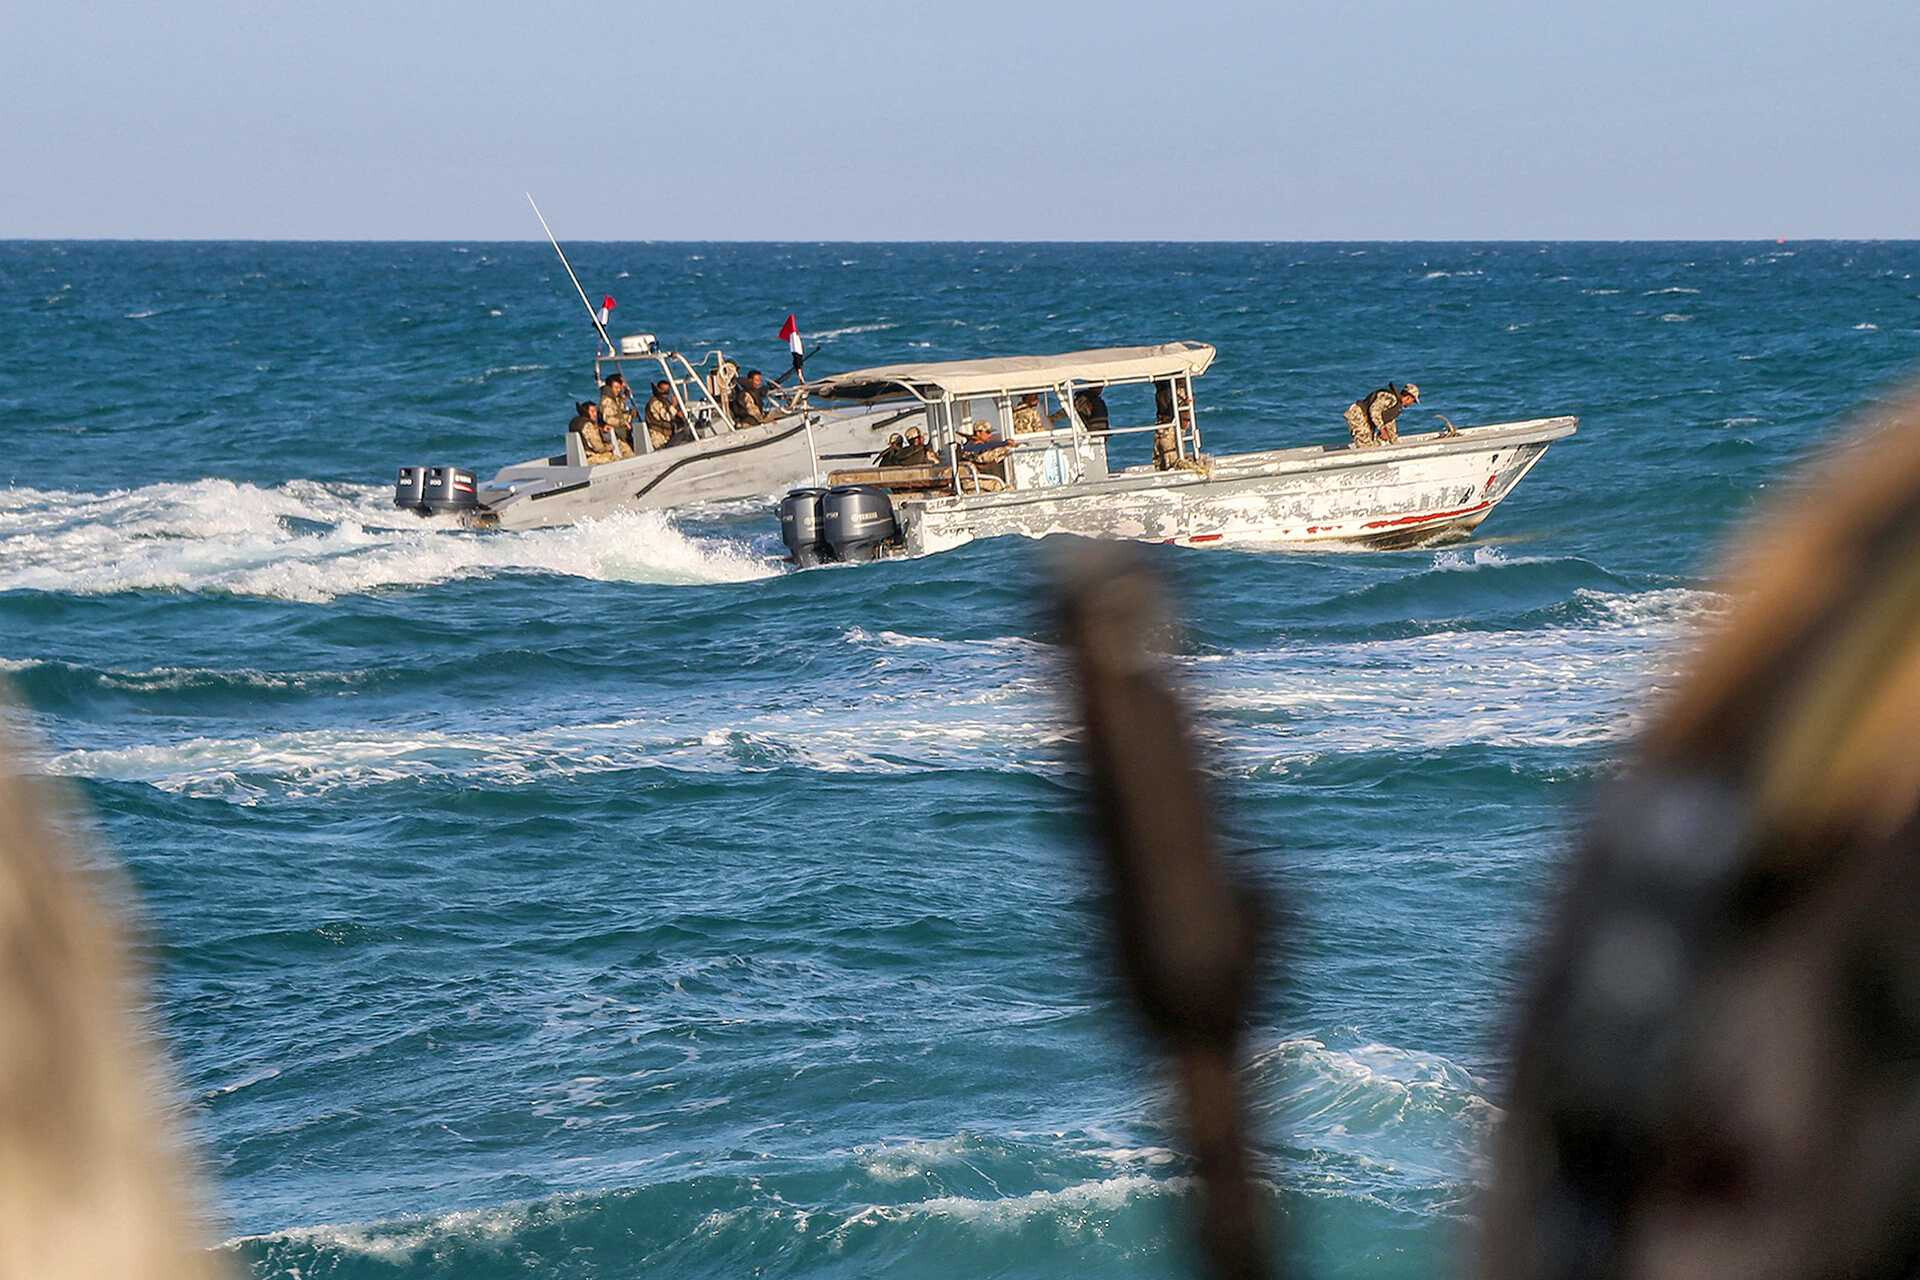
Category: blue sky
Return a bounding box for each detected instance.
[3,0,1916,239]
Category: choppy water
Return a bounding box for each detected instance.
[3,240,1918,1278]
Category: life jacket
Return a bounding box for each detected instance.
[1361,384,1404,430]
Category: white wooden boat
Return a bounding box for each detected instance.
[782,343,1575,560]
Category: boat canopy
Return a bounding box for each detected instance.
[808,341,1217,402]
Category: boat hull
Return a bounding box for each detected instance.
[473,402,925,530]
[897,417,1575,555]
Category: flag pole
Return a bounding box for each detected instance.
[526,193,616,357]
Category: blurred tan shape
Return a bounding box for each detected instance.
[0,715,219,1280]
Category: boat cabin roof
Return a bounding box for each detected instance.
[808,341,1216,401]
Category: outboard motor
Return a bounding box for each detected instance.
[822,485,899,562]
[394,465,427,511]
[420,465,480,515]
[779,487,832,566]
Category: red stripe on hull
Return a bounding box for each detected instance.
[1360,500,1492,531]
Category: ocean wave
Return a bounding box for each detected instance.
[28,577,1713,799]
[811,321,899,339]
[31,706,1070,801]
[0,478,778,601]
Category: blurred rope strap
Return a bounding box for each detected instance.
[1486,394,1920,1280]
[0,714,220,1280]
[1052,541,1273,1280]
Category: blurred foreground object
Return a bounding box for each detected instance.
[1486,396,1920,1280]
[0,719,219,1280]
[1054,541,1271,1280]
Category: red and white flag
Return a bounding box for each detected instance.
[778,313,803,360]
[598,295,617,325]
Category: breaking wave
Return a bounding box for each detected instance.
[221,1031,1486,1278]
[0,479,779,602]
[25,556,1717,801]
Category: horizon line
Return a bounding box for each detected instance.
[3,236,1912,247]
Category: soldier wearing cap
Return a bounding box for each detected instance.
[1345,382,1420,447]
[1012,392,1065,436]
[901,426,938,466]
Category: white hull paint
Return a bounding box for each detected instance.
[474,402,924,530]
[898,417,1576,555]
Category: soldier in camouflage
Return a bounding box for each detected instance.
[1344,382,1419,447]
[568,401,617,465]
[599,373,638,457]
[644,379,686,450]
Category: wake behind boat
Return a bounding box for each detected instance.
[391,338,922,530]
[775,342,1575,562]
[388,196,923,530]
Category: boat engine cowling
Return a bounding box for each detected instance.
[419,465,479,515]
[779,487,831,566]
[822,485,899,562]
[394,466,427,510]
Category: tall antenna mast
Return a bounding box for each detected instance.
[526,192,615,356]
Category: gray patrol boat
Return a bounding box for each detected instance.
[393,336,923,530]
[390,196,922,530]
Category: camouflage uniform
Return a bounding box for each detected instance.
[1153,386,1198,471]
[1153,426,1181,470]
[1012,403,1047,435]
[644,393,682,450]
[1345,386,1406,448]
[570,412,616,465]
[731,383,771,426]
[600,384,638,455]
[901,432,938,466]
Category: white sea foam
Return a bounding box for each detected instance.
[832,1174,1189,1234]
[1659,313,1693,323]
[0,479,777,602]
[34,572,1718,800]
[1645,287,1700,295]
[1855,322,1880,331]
[811,321,899,340]
[225,1200,559,1263]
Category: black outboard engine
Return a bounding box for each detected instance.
[394,465,427,511]
[779,487,831,566]
[822,485,899,562]
[420,465,480,515]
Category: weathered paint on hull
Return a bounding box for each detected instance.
[474,403,925,530]
[897,417,1574,556]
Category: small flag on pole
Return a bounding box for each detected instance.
[778,313,803,362]
[598,295,617,325]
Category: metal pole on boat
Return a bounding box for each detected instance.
[803,415,821,486]
[526,193,617,357]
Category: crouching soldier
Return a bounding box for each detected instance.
[1345,382,1419,447]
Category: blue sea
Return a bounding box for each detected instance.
[2,240,1917,1278]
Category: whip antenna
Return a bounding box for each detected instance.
[526,192,615,356]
